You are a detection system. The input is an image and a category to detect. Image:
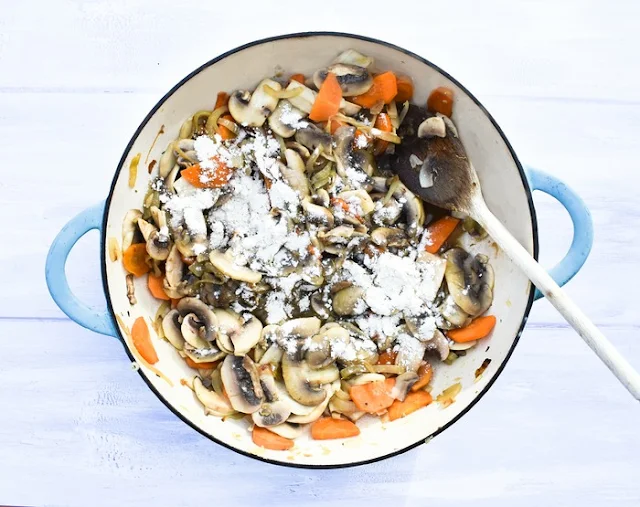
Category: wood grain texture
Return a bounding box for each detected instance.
[1,0,639,505]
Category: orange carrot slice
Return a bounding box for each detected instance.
[311,417,360,440]
[373,112,393,156]
[351,71,398,109]
[350,378,396,413]
[122,243,150,277]
[395,75,414,102]
[147,273,170,300]
[388,391,433,421]
[427,86,454,117]
[131,317,158,365]
[309,72,342,122]
[290,73,305,84]
[447,315,497,343]
[217,114,236,140]
[411,362,433,392]
[252,426,294,450]
[329,118,346,134]
[377,350,397,365]
[181,159,233,189]
[424,216,460,254]
[184,357,218,370]
[214,91,229,109]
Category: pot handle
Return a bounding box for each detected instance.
[45,201,117,337]
[526,167,594,301]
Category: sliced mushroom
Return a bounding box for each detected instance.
[443,248,494,316]
[161,309,185,350]
[282,354,328,406]
[137,218,171,261]
[268,99,306,138]
[122,209,142,251]
[285,80,361,116]
[209,250,262,284]
[393,183,425,236]
[416,250,447,303]
[175,139,197,167]
[295,123,332,153]
[333,49,374,69]
[213,308,241,353]
[278,157,309,199]
[418,116,447,138]
[371,227,408,247]
[181,313,211,349]
[231,314,263,356]
[304,364,340,384]
[279,317,322,339]
[252,366,292,427]
[192,376,235,416]
[274,381,318,416]
[163,245,185,298]
[302,198,334,227]
[438,295,471,328]
[313,63,373,97]
[228,78,281,127]
[306,324,350,369]
[336,189,375,216]
[267,422,307,439]
[184,344,225,363]
[449,339,477,351]
[395,334,428,373]
[285,141,311,159]
[426,329,450,361]
[220,355,264,414]
[350,373,386,385]
[258,343,284,366]
[332,286,366,316]
[286,383,335,424]
[372,197,403,226]
[329,395,365,422]
[164,164,180,192]
[390,372,419,401]
[158,142,176,178]
[313,188,330,207]
[176,297,218,341]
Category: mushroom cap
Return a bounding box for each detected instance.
[268,100,305,138]
[164,245,185,298]
[426,329,450,361]
[161,309,185,351]
[332,286,367,317]
[122,209,143,251]
[267,422,307,439]
[390,372,419,401]
[251,366,292,427]
[221,355,264,414]
[313,63,373,97]
[393,184,425,235]
[209,250,262,284]
[228,79,281,127]
[193,376,235,416]
[286,382,337,424]
[176,298,218,341]
[371,227,408,248]
[443,248,494,316]
[295,124,333,153]
[231,314,263,356]
[282,354,328,407]
[417,116,447,138]
[181,313,211,349]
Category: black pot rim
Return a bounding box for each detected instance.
[100,30,539,469]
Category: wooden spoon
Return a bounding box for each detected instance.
[387,108,640,400]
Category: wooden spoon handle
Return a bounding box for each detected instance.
[472,199,640,401]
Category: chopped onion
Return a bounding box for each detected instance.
[387,100,399,129]
[217,117,239,136]
[205,105,229,135]
[108,236,120,262]
[409,154,424,169]
[370,100,385,116]
[370,128,401,144]
[263,84,303,99]
[397,100,410,127]
[372,364,405,375]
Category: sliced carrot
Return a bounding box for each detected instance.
[147,273,170,300]
[329,118,346,134]
[388,391,433,421]
[350,378,395,413]
[290,73,305,84]
[331,197,350,213]
[131,317,158,365]
[214,91,229,109]
[427,86,454,117]
[309,72,342,122]
[373,112,393,156]
[351,71,398,109]
[311,417,360,440]
[354,129,371,149]
[377,349,397,365]
[411,362,433,392]
[181,159,233,189]
[122,243,151,277]
[184,356,218,370]
[170,298,181,309]
[395,75,414,102]
[448,315,497,343]
[252,426,294,450]
[424,216,460,254]
[217,114,236,140]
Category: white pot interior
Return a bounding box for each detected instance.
[103,33,536,467]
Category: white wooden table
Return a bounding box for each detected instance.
[1,1,639,505]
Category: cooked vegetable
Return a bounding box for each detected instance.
[131,317,158,365]
[311,417,360,440]
[252,426,294,450]
[377,350,397,365]
[214,91,229,109]
[424,216,460,254]
[411,362,433,392]
[217,114,236,140]
[184,357,218,369]
[373,112,393,156]
[388,391,433,421]
[309,72,343,122]
[436,382,462,408]
[290,73,305,84]
[394,75,414,102]
[122,243,151,277]
[351,71,398,108]
[148,273,170,300]
[427,86,454,117]
[350,378,395,413]
[180,159,233,188]
[447,315,497,342]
